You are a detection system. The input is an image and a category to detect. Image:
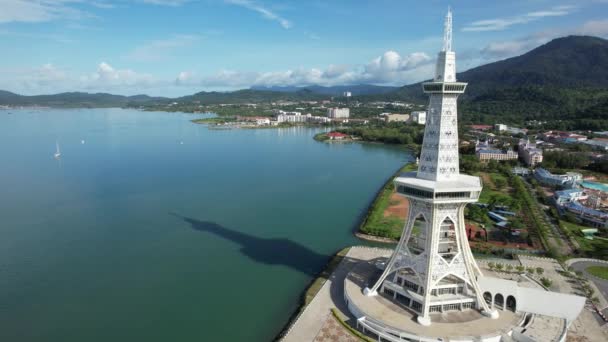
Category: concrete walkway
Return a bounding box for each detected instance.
[281,247,391,342]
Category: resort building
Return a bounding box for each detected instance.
[512,167,531,176]
[534,168,582,189]
[326,107,350,119]
[476,148,518,162]
[343,10,584,342]
[518,139,543,166]
[553,189,586,206]
[276,111,311,123]
[564,202,608,228]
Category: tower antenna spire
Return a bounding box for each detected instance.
[443,7,453,52]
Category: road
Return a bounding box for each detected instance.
[570,261,608,309]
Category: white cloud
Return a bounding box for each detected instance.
[479,18,608,60]
[225,0,292,29]
[80,62,155,89]
[174,50,432,89]
[139,0,190,6]
[463,5,576,32]
[90,1,115,9]
[127,34,200,62]
[0,0,99,24]
[578,19,608,36]
[362,51,432,83]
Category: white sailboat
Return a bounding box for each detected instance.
[54,141,61,159]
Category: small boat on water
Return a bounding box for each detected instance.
[54,141,61,159]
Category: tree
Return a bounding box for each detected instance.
[540,277,553,288]
[495,263,504,271]
[527,267,535,274]
[487,262,495,270]
[536,267,544,275]
[516,265,525,273]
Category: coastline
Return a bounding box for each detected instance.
[274,247,351,341]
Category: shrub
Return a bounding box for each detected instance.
[540,277,553,288]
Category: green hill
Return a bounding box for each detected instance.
[388,36,608,130]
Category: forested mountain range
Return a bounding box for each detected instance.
[386,35,608,129]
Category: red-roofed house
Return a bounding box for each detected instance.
[327,132,348,140]
[469,124,493,131]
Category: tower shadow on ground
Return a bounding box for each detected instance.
[171,213,329,277]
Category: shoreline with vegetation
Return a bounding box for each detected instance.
[357,162,417,240]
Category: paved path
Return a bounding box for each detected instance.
[282,247,391,342]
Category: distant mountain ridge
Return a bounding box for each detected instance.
[2,36,608,129]
[0,90,167,108]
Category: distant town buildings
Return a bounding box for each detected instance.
[237,116,270,126]
[518,138,543,166]
[274,110,330,124]
[326,107,350,119]
[541,131,588,144]
[410,111,426,124]
[582,138,608,151]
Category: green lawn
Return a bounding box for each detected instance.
[359,163,415,239]
[586,266,608,280]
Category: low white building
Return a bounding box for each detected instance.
[381,113,410,122]
[410,111,426,124]
[327,107,350,119]
[495,123,508,131]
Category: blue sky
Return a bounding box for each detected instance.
[1,0,607,96]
